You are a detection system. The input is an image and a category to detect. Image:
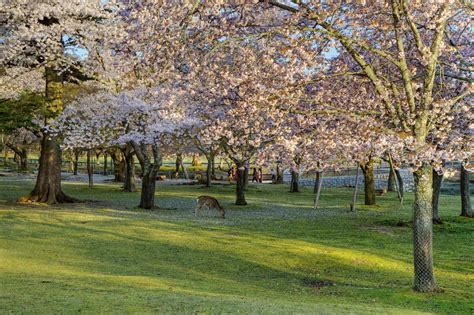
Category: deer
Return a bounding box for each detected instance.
[195,195,225,219]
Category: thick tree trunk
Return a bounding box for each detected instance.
[412,164,437,292]
[290,170,299,193]
[460,165,473,217]
[19,135,75,203]
[139,168,157,209]
[123,152,136,192]
[110,151,125,182]
[87,149,93,188]
[432,171,443,224]
[131,143,161,209]
[235,164,247,205]
[20,66,75,204]
[360,160,376,205]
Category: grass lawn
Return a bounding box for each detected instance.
[0,178,473,314]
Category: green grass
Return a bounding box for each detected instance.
[0,179,473,314]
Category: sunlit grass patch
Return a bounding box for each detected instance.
[0,179,472,314]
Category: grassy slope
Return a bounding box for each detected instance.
[0,179,472,314]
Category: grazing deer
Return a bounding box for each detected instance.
[195,195,225,219]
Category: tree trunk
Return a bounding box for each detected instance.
[123,151,136,192]
[412,163,437,292]
[20,66,75,204]
[276,163,283,184]
[139,168,157,209]
[395,169,404,199]
[460,164,473,217]
[350,166,361,212]
[175,153,182,178]
[8,145,29,173]
[243,164,249,190]
[388,165,396,192]
[19,134,75,203]
[132,143,161,209]
[205,154,212,187]
[211,154,216,176]
[110,151,124,182]
[290,170,299,193]
[103,153,108,175]
[313,171,324,209]
[18,149,28,173]
[432,171,443,224]
[313,171,321,194]
[87,149,93,188]
[235,164,247,205]
[360,160,376,205]
[73,150,79,176]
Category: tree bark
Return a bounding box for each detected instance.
[460,164,473,217]
[19,134,75,203]
[412,163,437,292]
[139,168,157,209]
[243,164,249,190]
[175,153,182,178]
[20,66,75,204]
[73,149,80,176]
[313,171,323,209]
[276,163,283,184]
[211,154,216,176]
[432,171,443,224]
[313,171,321,194]
[123,150,136,192]
[235,163,247,205]
[6,144,29,173]
[350,166,360,212]
[395,169,404,199]
[110,150,125,182]
[103,153,108,175]
[290,170,300,193]
[205,154,212,187]
[18,148,28,173]
[133,143,161,209]
[388,165,396,192]
[360,160,376,205]
[87,149,93,188]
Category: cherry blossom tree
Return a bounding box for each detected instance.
[237,0,474,292]
[1,0,123,203]
[56,86,193,209]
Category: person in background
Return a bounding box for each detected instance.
[252,168,258,182]
[258,168,263,183]
[271,168,277,184]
